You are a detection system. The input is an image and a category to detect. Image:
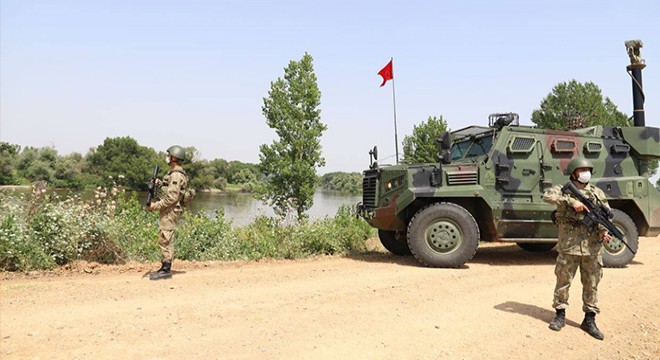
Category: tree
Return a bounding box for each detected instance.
[532,80,657,177]
[402,116,449,163]
[531,80,629,130]
[181,146,214,190]
[320,172,362,194]
[256,53,326,220]
[86,137,160,190]
[0,142,20,185]
[15,146,58,183]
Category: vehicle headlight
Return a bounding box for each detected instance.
[385,176,404,191]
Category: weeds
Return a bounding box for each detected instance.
[0,182,374,271]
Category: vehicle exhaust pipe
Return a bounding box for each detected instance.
[625,40,646,127]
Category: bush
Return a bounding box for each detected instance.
[0,186,375,271]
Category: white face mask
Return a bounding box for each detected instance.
[577,171,591,184]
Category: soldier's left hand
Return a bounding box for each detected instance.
[599,230,612,243]
[147,203,155,212]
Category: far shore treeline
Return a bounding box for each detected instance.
[0,137,363,194]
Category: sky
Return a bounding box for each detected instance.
[1,0,659,176]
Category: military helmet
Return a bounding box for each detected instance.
[167,145,187,162]
[566,157,593,175]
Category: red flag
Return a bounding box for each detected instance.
[378,59,393,87]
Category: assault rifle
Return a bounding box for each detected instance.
[561,181,636,254]
[146,165,160,211]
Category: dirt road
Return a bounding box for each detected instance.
[1,237,659,360]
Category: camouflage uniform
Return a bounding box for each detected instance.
[152,167,188,262]
[543,183,609,313]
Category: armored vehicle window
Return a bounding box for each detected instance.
[551,138,576,153]
[465,136,493,157]
[451,136,493,160]
[451,140,471,160]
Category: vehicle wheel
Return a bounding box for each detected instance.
[378,230,411,256]
[407,202,480,268]
[516,243,555,252]
[602,209,638,268]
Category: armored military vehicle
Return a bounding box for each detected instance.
[357,40,660,268]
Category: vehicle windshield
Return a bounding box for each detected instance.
[450,136,493,160]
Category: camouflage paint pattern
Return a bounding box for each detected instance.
[359,123,660,243]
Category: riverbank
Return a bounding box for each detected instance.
[0,189,372,271]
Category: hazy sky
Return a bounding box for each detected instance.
[1,0,659,175]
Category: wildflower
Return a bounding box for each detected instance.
[118,175,125,179]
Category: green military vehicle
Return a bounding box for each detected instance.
[357,40,660,268]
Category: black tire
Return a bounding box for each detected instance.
[516,243,556,252]
[378,230,412,256]
[407,202,480,268]
[602,209,638,268]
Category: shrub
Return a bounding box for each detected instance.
[0,186,375,271]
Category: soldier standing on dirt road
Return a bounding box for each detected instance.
[542,158,612,340]
[147,145,189,280]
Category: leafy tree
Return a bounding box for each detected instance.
[256,52,326,220]
[226,160,261,184]
[213,176,227,190]
[181,146,214,190]
[402,115,449,163]
[86,137,160,190]
[15,146,59,183]
[209,158,230,182]
[532,80,657,176]
[233,169,257,185]
[53,152,89,188]
[186,159,214,190]
[0,142,20,185]
[531,80,628,129]
[320,172,362,194]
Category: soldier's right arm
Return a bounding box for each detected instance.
[543,184,577,206]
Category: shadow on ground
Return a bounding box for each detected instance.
[470,244,557,266]
[349,243,558,268]
[141,269,187,279]
[494,301,581,328]
[345,252,420,267]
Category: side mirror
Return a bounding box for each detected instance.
[369,146,378,168]
[438,132,452,150]
[439,151,452,165]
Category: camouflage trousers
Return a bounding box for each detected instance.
[158,207,182,262]
[552,253,603,313]
[158,229,176,262]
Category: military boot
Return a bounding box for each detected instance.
[548,309,566,331]
[580,312,604,340]
[149,261,172,280]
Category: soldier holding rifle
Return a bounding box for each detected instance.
[147,145,189,280]
[542,158,612,340]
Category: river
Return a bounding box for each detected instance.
[0,187,362,226]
